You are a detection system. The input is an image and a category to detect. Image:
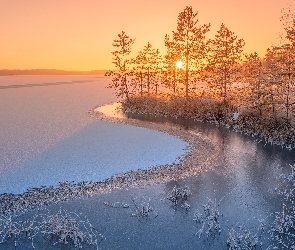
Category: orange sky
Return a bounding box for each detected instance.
[0,0,293,71]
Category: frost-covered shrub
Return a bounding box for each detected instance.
[193,198,221,238]
[0,214,39,247]
[269,164,295,249]
[131,197,158,221]
[0,209,103,249]
[122,94,295,148]
[226,225,263,250]
[39,209,102,248]
[167,185,191,209]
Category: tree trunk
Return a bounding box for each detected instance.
[173,68,176,94]
[140,71,143,96]
[185,40,189,98]
[147,67,150,96]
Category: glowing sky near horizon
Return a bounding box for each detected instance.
[0,0,293,71]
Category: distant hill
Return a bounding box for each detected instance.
[0,69,108,76]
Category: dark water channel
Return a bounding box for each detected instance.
[5,108,295,250]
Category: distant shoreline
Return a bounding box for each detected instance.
[0,69,108,76]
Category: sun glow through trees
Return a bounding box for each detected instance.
[107,5,295,120]
[176,61,183,68]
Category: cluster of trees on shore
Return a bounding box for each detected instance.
[106,6,295,122]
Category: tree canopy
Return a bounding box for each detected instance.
[106,6,295,121]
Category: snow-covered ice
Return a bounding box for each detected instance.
[0,120,187,194]
[0,76,187,194]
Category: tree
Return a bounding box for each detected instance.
[105,31,135,99]
[280,7,295,45]
[263,48,282,117]
[132,42,162,95]
[277,8,295,119]
[243,52,268,115]
[163,34,181,94]
[165,6,210,97]
[205,23,245,103]
[272,44,295,119]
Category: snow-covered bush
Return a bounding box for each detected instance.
[269,164,295,249]
[167,185,191,209]
[0,208,103,249]
[131,197,158,221]
[193,198,221,238]
[226,224,264,250]
[122,94,295,148]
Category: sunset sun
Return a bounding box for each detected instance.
[176,60,183,68]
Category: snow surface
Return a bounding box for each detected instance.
[0,76,188,194]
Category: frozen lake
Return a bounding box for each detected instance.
[0,76,188,194]
[1,76,295,249]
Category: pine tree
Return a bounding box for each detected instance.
[165,6,210,97]
[280,7,295,45]
[105,31,135,99]
[243,52,268,116]
[163,34,181,94]
[277,8,295,119]
[132,42,162,95]
[263,48,281,117]
[205,23,245,103]
[272,44,295,119]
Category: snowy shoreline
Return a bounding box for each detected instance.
[90,102,217,183]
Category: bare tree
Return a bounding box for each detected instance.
[165,6,210,97]
[105,31,135,99]
[205,23,245,103]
